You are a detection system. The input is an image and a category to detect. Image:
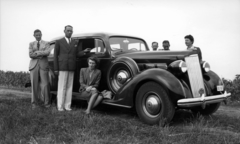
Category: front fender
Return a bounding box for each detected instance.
[203,70,222,94]
[114,68,190,107]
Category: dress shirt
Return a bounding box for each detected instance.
[65,37,71,44]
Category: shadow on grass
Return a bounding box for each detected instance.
[72,99,139,121]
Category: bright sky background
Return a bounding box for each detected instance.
[0,0,240,80]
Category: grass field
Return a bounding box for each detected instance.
[0,92,240,144]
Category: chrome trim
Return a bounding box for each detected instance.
[185,55,205,98]
[203,61,210,72]
[117,70,129,84]
[145,96,161,116]
[177,91,231,108]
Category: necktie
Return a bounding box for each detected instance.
[37,41,40,50]
[68,38,71,44]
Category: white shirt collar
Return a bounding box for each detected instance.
[36,40,42,43]
[65,37,71,44]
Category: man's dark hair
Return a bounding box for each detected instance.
[152,41,158,45]
[64,25,73,30]
[33,29,41,35]
[184,35,194,44]
[87,56,99,68]
[162,40,170,45]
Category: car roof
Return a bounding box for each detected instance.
[50,32,145,42]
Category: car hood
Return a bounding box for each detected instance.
[114,50,197,61]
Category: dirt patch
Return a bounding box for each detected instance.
[0,89,31,99]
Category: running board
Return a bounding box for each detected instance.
[51,91,132,108]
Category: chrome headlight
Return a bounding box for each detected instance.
[202,61,210,72]
[169,60,188,74]
[179,61,187,73]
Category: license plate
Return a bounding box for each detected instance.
[217,85,224,91]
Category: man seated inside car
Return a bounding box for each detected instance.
[79,56,103,114]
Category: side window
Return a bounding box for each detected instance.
[128,43,146,51]
[90,39,106,54]
[48,43,55,57]
[110,44,121,50]
[79,38,106,55]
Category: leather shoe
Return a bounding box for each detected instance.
[44,104,51,108]
[65,108,72,111]
[58,108,64,111]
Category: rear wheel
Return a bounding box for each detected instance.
[191,102,221,115]
[135,82,175,125]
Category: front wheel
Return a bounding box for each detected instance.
[135,82,175,125]
[191,102,221,115]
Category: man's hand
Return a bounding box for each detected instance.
[86,86,92,92]
[54,71,59,76]
[33,51,43,59]
[32,52,38,56]
[84,48,91,53]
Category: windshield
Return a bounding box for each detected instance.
[109,37,148,52]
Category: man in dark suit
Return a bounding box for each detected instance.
[54,25,90,111]
[185,35,202,61]
[29,29,51,109]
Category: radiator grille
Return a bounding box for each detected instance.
[185,55,205,98]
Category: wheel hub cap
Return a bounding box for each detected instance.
[145,95,161,116]
[116,70,129,85]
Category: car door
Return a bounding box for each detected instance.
[73,38,112,93]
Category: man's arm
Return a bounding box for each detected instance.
[54,40,60,72]
[35,42,51,57]
[77,48,91,57]
[29,42,38,59]
[196,47,202,61]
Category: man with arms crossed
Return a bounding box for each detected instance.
[29,29,51,109]
[54,25,90,111]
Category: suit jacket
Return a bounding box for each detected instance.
[29,40,51,71]
[79,68,101,91]
[54,38,85,71]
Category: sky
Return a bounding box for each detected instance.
[0,0,240,80]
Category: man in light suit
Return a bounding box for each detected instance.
[29,29,51,109]
[54,25,90,111]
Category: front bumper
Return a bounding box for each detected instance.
[177,91,231,108]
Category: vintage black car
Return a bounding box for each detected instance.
[47,33,231,125]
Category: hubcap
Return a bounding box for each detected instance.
[116,70,129,85]
[143,92,162,118]
[111,69,130,92]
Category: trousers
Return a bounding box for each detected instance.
[57,71,74,109]
[30,64,50,106]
